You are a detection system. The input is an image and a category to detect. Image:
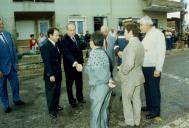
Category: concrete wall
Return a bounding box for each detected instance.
[144,11,167,29]
[55,0,146,32]
[0,0,167,35]
[0,0,16,33]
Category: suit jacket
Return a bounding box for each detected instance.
[115,37,145,86]
[0,31,17,75]
[114,36,128,53]
[105,35,116,66]
[40,39,62,82]
[61,34,84,73]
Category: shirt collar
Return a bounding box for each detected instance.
[147,26,155,34]
[0,32,4,36]
[48,38,56,46]
[129,37,138,42]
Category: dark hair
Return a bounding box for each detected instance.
[30,34,34,38]
[47,27,59,38]
[91,31,104,47]
[117,30,124,36]
[124,23,140,37]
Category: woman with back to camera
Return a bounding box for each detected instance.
[85,31,115,128]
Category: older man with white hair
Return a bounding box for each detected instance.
[100,25,116,96]
[139,16,166,119]
[100,26,116,72]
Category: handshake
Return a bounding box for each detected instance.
[76,63,83,72]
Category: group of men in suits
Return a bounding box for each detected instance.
[40,24,86,118]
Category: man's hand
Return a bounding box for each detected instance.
[0,71,4,78]
[50,76,55,82]
[117,51,123,58]
[154,70,161,77]
[76,64,83,72]
[108,79,116,88]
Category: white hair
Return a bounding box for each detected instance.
[139,15,153,25]
[100,25,109,32]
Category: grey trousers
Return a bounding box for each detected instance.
[121,84,142,126]
[90,84,112,128]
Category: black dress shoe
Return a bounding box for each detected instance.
[141,106,151,111]
[78,99,86,104]
[146,114,160,119]
[14,100,25,106]
[56,106,64,111]
[119,96,122,101]
[5,107,12,113]
[49,112,57,118]
[70,102,78,108]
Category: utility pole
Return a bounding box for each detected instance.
[180,0,186,35]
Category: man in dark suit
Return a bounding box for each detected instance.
[61,23,85,108]
[40,27,63,118]
[0,18,25,113]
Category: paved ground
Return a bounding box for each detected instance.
[0,49,189,128]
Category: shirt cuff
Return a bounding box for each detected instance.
[155,66,162,72]
[114,45,119,50]
[72,61,78,67]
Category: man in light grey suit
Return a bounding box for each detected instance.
[100,26,116,68]
[116,23,145,127]
[101,26,116,96]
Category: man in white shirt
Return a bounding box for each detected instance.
[139,16,166,119]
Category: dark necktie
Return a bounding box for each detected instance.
[72,37,78,47]
[55,44,60,53]
[0,33,8,46]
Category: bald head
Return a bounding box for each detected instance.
[67,23,76,38]
[100,25,109,37]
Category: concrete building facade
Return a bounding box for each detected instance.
[0,0,184,48]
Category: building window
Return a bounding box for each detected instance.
[93,17,108,31]
[68,16,86,35]
[16,20,35,40]
[13,0,33,1]
[152,19,158,28]
[13,0,54,2]
[38,20,49,36]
